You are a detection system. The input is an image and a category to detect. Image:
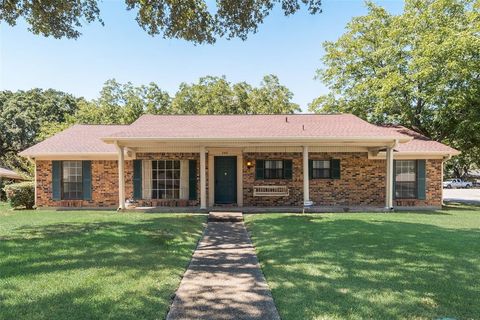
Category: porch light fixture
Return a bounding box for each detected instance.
[246,161,253,169]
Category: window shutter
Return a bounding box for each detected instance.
[331,159,341,179]
[133,160,142,200]
[393,160,397,199]
[52,161,62,201]
[283,160,293,179]
[82,161,92,200]
[255,160,265,179]
[308,159,313,179]
[189,160,197,200]
[417,160,426,200]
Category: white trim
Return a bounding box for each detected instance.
[208,154,214,207]
[116,144,126,210]
[237,154,243,207]
[142,160,152,200]
[303,146,310,203]
[34,160,38,207]
[103,136,412,143]
[179,160,189,200]
[29,152,134,161]
[369,151,458,160]
[253,186,289,197]
[200,147,207,209]
[385,147,394,209]
[207,148,244,207]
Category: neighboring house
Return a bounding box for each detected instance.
[0,167,24,181]
[0,167,25,200]
[20,114,459,210]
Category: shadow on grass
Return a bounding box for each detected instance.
[0,215,205,320]
[248,216,480,320]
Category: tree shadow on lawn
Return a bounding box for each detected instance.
[248,216,480,320]
[0,215,205,320]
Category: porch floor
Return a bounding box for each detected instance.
[130,205,441,213]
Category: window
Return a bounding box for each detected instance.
[256,159,292,180]
[152,160,180,199]
[264,160,284,179]
[62,161,83,200]
[312,160,331,179]
[395,160,416,199]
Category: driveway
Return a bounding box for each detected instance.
[443,188,480,205]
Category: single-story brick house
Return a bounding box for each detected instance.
[20,114,459,211]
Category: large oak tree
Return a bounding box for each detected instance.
[0,0,322,44]
[310,0,480,176]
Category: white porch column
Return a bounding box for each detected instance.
[385,146,394,209]
[303,146,310,203]
[116,143,126,210]
[237,153,244,207]
[200,146,207,209]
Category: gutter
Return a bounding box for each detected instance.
[101,135,413,144]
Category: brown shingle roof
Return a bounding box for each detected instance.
[105,114,408,139]
[379,125,460,154]
[19,115,458,157]
[0,167,24,180]
[19,125,128,156]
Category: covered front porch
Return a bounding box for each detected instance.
[110,140,399,212]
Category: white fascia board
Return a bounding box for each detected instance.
[102,136,412,144]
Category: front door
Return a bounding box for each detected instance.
[214,156,237,204]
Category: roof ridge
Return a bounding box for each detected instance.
[139,113,347,116]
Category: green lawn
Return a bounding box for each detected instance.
[245,206,480,320]
[0,202,205,320]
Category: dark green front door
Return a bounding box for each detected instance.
[214,156,237,204]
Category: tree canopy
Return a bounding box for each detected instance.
[171,75,300,114]
[1,74,298,175]
[310,0,480,176]
[0,89,81,173]
[0,0,322,44]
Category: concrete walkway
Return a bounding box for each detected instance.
[166,212,280,320]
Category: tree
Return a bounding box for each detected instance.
[73,79,172,125]
[0,0,322,44]
[171,75,299,114]
[248,75,301,114]
[310,0,480,176]
[0,89,80,173]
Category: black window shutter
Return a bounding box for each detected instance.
[331,159,341,179]
[82,161,92,200]
[133,160,142,200]
[52,161,62,201]
[308,159,313,179]
[189,160,197,200]
[417,160,426,200]
[255,160,265,179]
[283,160,293,179]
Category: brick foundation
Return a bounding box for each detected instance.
[35,153,443,209]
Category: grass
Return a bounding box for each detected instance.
[0,202,205,320]
[245,205,480,320]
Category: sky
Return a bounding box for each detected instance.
[0,0,404,112]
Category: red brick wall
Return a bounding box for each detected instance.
[242,153,443,208]
[35,153,443,208]
[36,160,132,208]
[135,153,201,207]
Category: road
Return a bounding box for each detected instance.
[443,188,480,205]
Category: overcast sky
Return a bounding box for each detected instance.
[0,0,404,111]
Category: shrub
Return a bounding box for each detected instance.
[4,181,35,209]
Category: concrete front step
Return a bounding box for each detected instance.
[208,211,243,222]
